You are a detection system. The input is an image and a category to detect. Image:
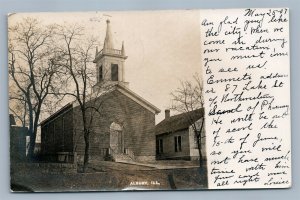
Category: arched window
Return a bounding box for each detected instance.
[110,122,122,131]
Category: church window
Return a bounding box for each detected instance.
[111,64,118,81]
[99,65,103,81]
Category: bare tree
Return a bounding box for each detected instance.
[55,24,109,172]
[170,74,205,167]
[8,18,60,158]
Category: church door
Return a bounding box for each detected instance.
[110,122,123,154]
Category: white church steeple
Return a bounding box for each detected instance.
[93,19,128,92]
[103,19,114,50]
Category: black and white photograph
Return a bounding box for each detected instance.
[9,10,208,192]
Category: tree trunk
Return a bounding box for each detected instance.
[83,129,90,172]
[27,105,34,159]
[29,132,36,159]
[196,134,203,167]
[196,118,205,173]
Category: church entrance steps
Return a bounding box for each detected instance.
[113,153,133,163]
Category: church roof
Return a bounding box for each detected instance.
[155,108,204,135]
[41,82,160,126]
[90,82,161,114]
[115,83,161,114]
[40,103,73,126]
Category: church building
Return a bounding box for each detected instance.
[40,20,161,163]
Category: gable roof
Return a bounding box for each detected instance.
[89,82,161,114]
[155,108,204,135]
[40,103,73,126]
[115,83,161,114]
[40,83,161,126]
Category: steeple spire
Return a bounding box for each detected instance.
[93,19,129,92]
[103,19,114,50]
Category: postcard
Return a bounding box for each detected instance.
[9,8,291,192]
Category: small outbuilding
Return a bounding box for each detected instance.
[155,109,206,161]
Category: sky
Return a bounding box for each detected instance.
[8,10,202,124]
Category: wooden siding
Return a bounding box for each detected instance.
[41,108,74,155]
[156,128,191,160]
[41,89,156,160]
[156,119,207,161]
[73,90,156,158]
